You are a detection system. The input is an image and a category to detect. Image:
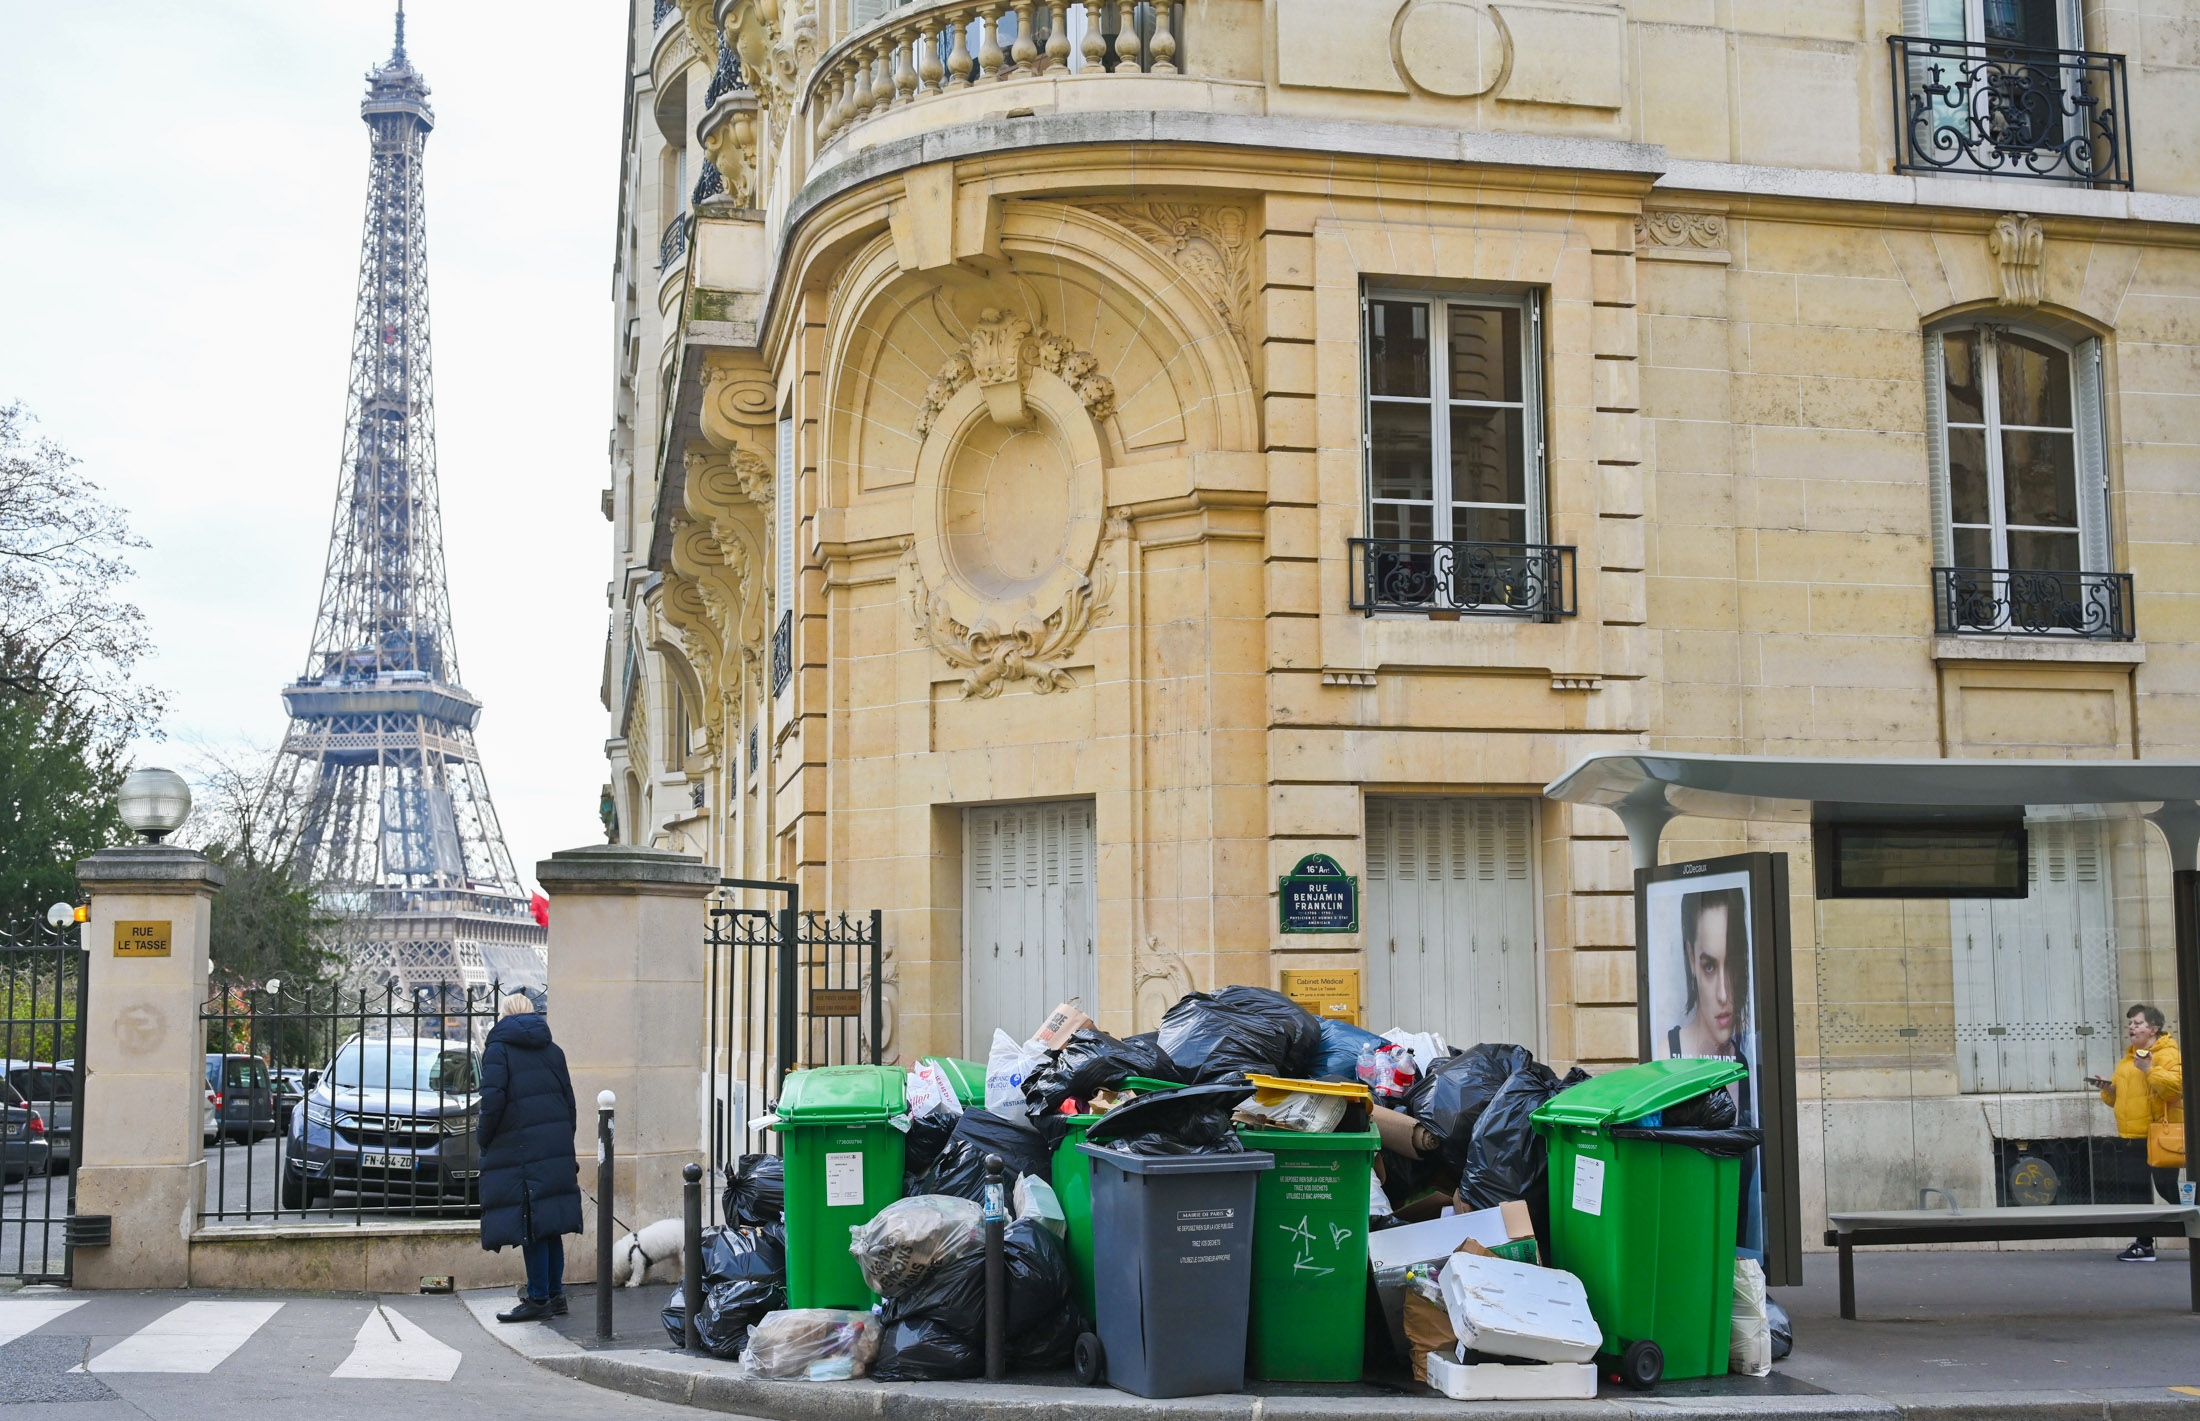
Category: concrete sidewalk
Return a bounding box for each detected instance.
[466,1248,2200,1419]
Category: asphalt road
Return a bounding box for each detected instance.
[0,1288,713,1420]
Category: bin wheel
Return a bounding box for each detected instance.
[1072,1331,1104,1387]
[1618,1339,1663,1391]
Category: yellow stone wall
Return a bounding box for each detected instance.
[603,0,2200,1081]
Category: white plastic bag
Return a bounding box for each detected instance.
[986,1027,1047,1111]
[905,1058,963,1122]
[737,1309,880,1380]
[1368,1167,1394,1220]
[1013,1175,1067,1238]
[1730,1258,1772,1376]
[1382,1028,1450,1067]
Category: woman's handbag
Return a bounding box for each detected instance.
[2148,1121,2186,1170]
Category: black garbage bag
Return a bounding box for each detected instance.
[870,1313,984,1381]
[1405,1042,1534,1173]
[912,1106,1055,1200]
[1607,1125,1764,1158]
[659,1223,788,1358]
[904,1113,956,1183]
[1001,1217,1072,1339]
[1156,986,1324,1083]
[1767,1296,1793,1362]
[1085,1082,1252,1156]
[1315,1018,1386,1081]
[1454,1064,1563,1212]
[721,1153,784,1227]
[1660,1082,1739,1129]
[1022,1028,1185,1114]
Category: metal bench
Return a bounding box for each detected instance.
[1825,1205,2200,1320]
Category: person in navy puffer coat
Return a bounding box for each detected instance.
[480,994,582,1322]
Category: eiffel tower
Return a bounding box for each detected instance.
[271,5,545,996]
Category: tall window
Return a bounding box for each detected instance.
[1366,293,1542,548]
[773,412,795,697]
[1905,0,2076,49]
[1929,324,2105,575]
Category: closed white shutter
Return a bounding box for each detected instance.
[848,0,892,29]
[1951,817,2118,1093]
[2074,338,2110,573]
[1901,0,1964,37]
[1924,330,1953,569]
[776,415,795,615]
[1364,798,1540,1049]
[964,801,1097,1055]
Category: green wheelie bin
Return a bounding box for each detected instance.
[1531,1057,1756,1389]
[1237,1123,1379,1381]
[773,1064,908,1309]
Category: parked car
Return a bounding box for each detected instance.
[272,1069,311,1133]
[282,1036,481,1210]
[2,1079,51,1186]
[204,1054,279,1141]
[4,1060,77,1172]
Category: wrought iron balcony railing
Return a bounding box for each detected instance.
[1889,35,2131,188]
[705,34,746,106]
[1932,566,2134,640]
[771,609,793,695]
[658,212,688,270]
[653,0,677,30]
[1349,538,1577,620]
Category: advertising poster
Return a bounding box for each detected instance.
[1637,852,1801,1286]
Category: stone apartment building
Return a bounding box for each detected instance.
[602,0,2199,1219]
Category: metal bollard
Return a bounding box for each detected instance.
[682,1163,704,1353]
[596,1091,616,1342]
[983,1153,1007,1381]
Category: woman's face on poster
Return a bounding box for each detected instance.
[1692,899,1734,1041]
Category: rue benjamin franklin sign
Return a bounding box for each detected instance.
[1277,854,1358,934]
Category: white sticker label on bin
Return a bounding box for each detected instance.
[825,1151,865,1208]
[1571,1156,1606,1217]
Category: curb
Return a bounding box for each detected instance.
[461,1294,2200,1421]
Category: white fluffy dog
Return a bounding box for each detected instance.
[610,1218,687,1287]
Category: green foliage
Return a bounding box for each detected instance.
[0,958,81,1062]
[205,846,333,995]
[0,692,129,944]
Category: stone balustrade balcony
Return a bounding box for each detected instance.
[803,1,1208,157]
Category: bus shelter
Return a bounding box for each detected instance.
[1545,753,2198,1248]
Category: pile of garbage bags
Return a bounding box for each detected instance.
[660,1223,788,1359]
[851,1195,1084,1380]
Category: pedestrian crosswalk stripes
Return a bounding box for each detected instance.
[0,1295,466,1381]
[0,1297,86,1347]
[79,1300,286,1374]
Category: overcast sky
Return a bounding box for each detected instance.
[0,1,626,889]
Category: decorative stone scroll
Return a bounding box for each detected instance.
[1086,203,1253,358]
[906,523,1122,700]
[1990,213,2046,308]
[1634,211,1729,263]
[914,308,1116,437]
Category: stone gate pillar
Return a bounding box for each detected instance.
[71,844,224,1289]
[538,844,715,1283]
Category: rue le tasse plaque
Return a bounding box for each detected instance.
[113,920,173,957]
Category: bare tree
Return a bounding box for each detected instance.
[0,402,162,739]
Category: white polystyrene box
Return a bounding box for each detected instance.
[1425,1353,1599,1401]
[1436,1252,1602,1364]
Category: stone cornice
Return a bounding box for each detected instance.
[76,845,226,895]
[536,844,718,896]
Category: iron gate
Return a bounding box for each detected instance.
[2,942,88,1282]
[705,899,881,1223]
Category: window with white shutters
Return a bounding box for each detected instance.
[963,801,1096,1055]
[1364,797,1540,1048]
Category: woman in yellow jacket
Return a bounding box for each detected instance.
[2090,1003,2184,1262]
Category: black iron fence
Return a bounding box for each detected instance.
[198,981,505,1225]
[1890,35,2131,188]
[1349,536,1577,619]
[704,899,882,1225]
[1932,565,2135,640]
[2,942,86,1282]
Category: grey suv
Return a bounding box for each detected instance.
[283,1037,481,1210]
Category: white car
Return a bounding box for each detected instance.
[204,1087,220,1145]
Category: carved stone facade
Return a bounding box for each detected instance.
[606,2,2200,1241]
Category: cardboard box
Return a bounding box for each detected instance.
[1028,1000,1092,1052]
[1437,1251,1602,1364]
[1425,1353,1598,1401]
[1402,1287,1454,1384]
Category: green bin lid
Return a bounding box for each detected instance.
[774,1064,909,1125]
[1530,1057,1747,1129]
[1235,1124,1381,1152]
[919,1056,987,1106]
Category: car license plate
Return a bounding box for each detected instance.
[360,1153,414,1172]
